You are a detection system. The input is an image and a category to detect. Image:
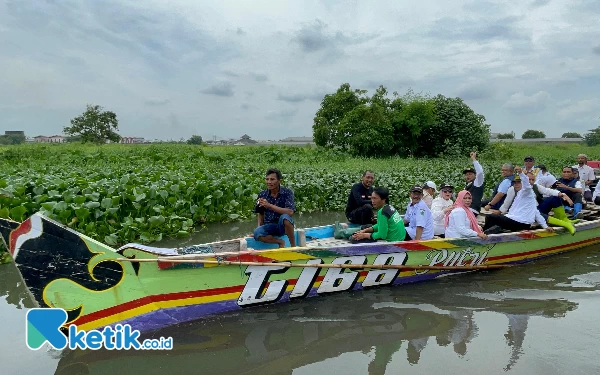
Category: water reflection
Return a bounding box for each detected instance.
[0,262,36,309]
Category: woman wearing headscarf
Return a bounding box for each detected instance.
[445,190,488,240]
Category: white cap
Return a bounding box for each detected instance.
[423,181,437,191]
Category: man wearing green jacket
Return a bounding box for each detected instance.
[351,187,406,243]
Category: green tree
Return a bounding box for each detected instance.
[497,132,515,139]
[561,132,582,138]
[421,94,490,157]
[521,129,545,139]
[187,135,203,145]
[65,135,82,143]
[584,126,600,146]
[64,104,121,144]
[0,134,26,144]
[389,90,437,156]
[312,83,368,150]
[340,102,395,157]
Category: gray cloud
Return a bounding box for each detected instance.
[456,80,494,100]
[222,70,239,77]
[428,16,529,42]
[265,108,298,120]
[201,82,235,97]
[531,0,551,7]
[292,19,378,54]
[144,98,170,106]
[236,27,246,36]
[241,103,258,110]
[593,46,600,55]
[251,73,268,82]
[503,91,552,113]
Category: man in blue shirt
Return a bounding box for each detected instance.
[253,168,296,247]
[403,185,434,241]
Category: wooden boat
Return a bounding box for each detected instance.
[1,210,600,333]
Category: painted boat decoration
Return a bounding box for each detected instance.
[1,211,600,333]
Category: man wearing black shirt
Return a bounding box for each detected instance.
[345,170,375,225]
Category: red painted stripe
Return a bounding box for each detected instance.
[9,218,31,256]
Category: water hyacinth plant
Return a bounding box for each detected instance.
[0,142,594,249]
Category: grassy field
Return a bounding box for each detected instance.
[0,141,596,248]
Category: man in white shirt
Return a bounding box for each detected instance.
[403,185,434,241]
[573,154,595,202]
[482,168,554,234]
[535,165,557,189]
[431,183,454,236]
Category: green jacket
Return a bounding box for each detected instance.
[371,204,406,242]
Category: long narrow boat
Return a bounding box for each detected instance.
[1,211,600,333]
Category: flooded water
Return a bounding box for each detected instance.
[1,211,600,375]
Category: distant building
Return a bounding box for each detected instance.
[120,137,145,144]
[236,134,257,144]
[34,135,65,143]
[5,131,24,136]
[279,136,314,143]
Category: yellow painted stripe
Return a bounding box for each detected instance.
[267,252,316,261]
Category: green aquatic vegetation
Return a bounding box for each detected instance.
[0,142,595,246]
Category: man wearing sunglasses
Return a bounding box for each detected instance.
[431,183,454,237]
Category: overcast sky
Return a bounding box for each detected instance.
[1,0,599,141]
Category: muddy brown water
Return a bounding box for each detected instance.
[1,211,599,375]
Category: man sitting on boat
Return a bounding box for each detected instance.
[482,167,553,234]
[345,170,376,225]
[555,166,584,219]
[464,152,485,213]
[573,154,595,202]
[444,190,488,240]
[422,181,437,209]
[253,168,296,248]
[535,164,557,188]
[403,185,434,241]
[526,172,576,235]
[351,187,406,243]
[431,183,454,238]
[523,156,541,180]
[482,163,514,212]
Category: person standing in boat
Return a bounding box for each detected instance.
[345,170,376,225]
[431,183,454,237]
[444,190,488,240]
[482,167,553,234]
[351,187,406,243]
[482,163,514,212]
[403,185,434,241]
[463,152,485,213]
[253,168,296,248]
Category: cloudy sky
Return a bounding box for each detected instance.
[1,0,599,141]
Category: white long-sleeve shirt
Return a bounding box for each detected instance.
[431,196,453,235]
[473,160,484,187]
[445,208,479,238]
[505,172,548,228]
[499,186,516,214]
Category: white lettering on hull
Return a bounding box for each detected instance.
[317,256,366,294]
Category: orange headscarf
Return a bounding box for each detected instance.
[444,190,483,234]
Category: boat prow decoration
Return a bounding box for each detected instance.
[2,212,600,333]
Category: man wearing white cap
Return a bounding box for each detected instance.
[573,154,595,202]
[422,181,437,209]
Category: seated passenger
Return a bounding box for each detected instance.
[482,163,515,211]
[536,164,557,188]
[556,166,584,219]
[403,185,434,241]
[345,170,375,225]
[422,181,437,209]
[527,172,576,235]
[483,168,554,234]
[574,154,595,202]
[444,191,488,240]
[253,168,296,248]
[431,183,454,237]
[351,187,406,243]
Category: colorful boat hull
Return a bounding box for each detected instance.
[1,213,599,333]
